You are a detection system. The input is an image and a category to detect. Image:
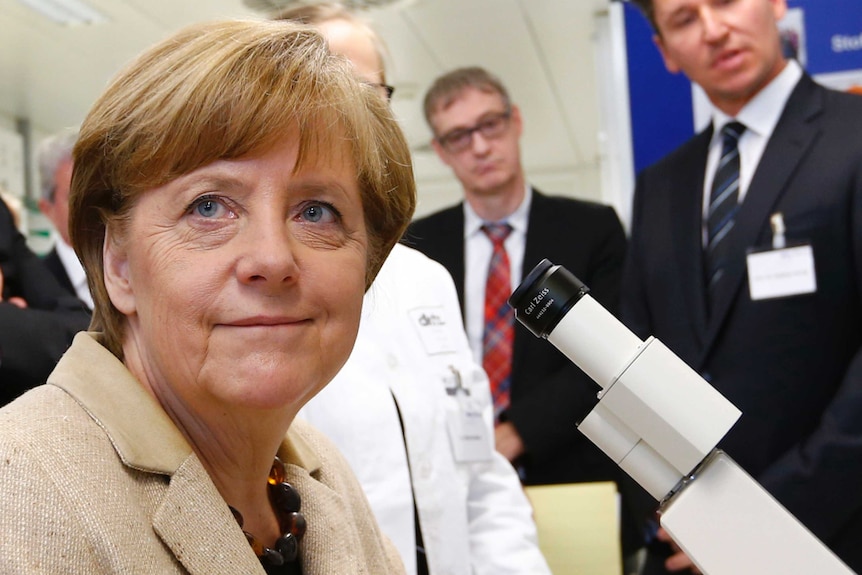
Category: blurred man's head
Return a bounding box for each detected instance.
[274,3,393,100]
[423,66,524,204]
[37,128,78,245]
[631,0,788,116]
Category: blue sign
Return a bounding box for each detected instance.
[795,0,862,74]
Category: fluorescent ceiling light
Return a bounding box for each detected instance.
[16,0,108,26]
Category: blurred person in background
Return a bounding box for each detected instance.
[276,5,551,575]
[0,188,89,401]
[624,0,862,572]
[38,127,93,310]
[0,189,23,229]
[408,65,642,563]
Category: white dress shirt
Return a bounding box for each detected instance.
[463,186,532,365]
[702,60,803,244]
[299,243,550,575]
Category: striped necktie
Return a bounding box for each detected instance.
[481,222,514,421]
[705,121,746,313]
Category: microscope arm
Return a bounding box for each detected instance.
[509,259,852,575]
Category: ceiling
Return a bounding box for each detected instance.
[0,0,618,217]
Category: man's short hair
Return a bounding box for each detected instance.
[628,0,658,32]
[422,66,511,131]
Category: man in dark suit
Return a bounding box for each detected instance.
[0,196,90,403]
[37,129,93,309]
[406,66,641,558]
[623,0,862,572]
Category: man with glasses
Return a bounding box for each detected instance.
[274,7,551,575]
[407,66,642,562]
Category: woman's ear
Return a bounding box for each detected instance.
[103,227,136,315]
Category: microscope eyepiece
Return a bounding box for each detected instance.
[508,258,590,339]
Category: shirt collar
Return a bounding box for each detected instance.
[711,59,802,143]
[463,184,533,237]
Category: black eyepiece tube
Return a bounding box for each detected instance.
[508,258,590,339]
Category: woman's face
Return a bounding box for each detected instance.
[104,135,368,417]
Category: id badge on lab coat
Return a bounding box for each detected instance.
[443,367,493,462]
[408,306,458,355]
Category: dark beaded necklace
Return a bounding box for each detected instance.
[230,456,308,569]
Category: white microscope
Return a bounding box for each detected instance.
[508,259,853,574]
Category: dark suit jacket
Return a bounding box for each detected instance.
[0,199,90,404]
[43,247,76,295]
[407,190,644,552]
[622,74,862,571]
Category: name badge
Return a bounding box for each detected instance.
[408,306,457,355]
[446,406,493,462]
[443,367,493,462]
[747,244,817,300]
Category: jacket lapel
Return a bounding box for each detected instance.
[449,207,467,313]
[429,206,467,316]
[405,206,466,316]
[521,188,550,280]
[671,132,712,348]
[154,456,263,575]
[701,75,824,356]
[52,334,264,574]
[278,465,358,574]
[273,426,393,575]
[515,189,546,372]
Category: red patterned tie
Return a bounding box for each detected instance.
[481,223,514,421]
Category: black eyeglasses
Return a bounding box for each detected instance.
[435,110,512,153]
[367,82,395,101]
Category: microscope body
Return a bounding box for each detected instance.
[509,260,853,575]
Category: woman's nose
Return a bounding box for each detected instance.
[236,215,299,290]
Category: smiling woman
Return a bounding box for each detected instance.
[0,18,414,575]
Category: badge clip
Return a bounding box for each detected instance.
[770,212,786,249]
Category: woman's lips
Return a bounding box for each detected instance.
[220,316,309,329]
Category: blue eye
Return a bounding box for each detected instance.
[188,196,232,219]
[302,203,338,224]
[196,199,220,218]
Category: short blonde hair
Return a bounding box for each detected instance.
[70,19,416,358]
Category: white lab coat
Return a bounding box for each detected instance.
[300,244,550,575]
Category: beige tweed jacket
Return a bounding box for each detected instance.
[0,332,405,574]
